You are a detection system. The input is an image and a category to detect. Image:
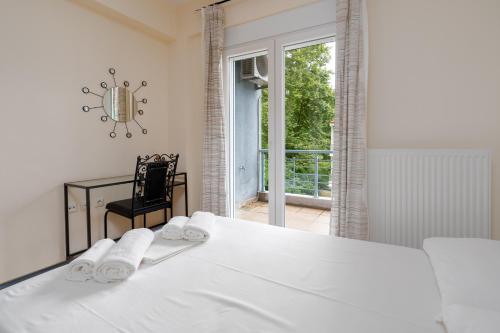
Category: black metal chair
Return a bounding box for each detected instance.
[104,153,179,238]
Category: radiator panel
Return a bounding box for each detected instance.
[368,150,491,248]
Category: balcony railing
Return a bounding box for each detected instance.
[259,149,333,198]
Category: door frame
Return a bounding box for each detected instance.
[224,23,335,227]
[274,24,335,227]
[223,39,277,224]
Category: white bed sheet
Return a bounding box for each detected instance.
[0,218,445,333]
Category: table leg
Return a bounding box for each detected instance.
[184,174,189,216]
[85,189,91,249]
[64,184,69,260]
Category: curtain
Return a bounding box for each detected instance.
[330,0,369,239]
[201,5,227,216]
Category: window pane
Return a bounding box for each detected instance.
[233,53,271,225]
[283,41,335,234]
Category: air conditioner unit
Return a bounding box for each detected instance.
[240,55,268,87]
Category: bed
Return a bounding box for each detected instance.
[0,218,446,333]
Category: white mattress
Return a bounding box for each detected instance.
[0,218,445,333]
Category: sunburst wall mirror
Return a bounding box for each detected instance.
[81,68,148,138]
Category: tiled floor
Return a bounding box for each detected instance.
[236,201,330,235]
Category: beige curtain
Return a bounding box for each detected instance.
[330,0,369,239]
[201,5,227,216]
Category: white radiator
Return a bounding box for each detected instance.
[368,149,491,248]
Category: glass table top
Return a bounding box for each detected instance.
[65,175,135,188]
[65,173,186,189]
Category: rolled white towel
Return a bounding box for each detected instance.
[94,228,154,283]
[183,211,215,242]
[66,238,115,282]
[161,216,190,240]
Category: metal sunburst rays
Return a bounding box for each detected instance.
[81,68,148,138]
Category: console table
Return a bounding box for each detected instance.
[64,172,188,260]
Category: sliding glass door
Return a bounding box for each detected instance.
[226,27,334,233]
[226,41,275,225]
[281,38,335,235]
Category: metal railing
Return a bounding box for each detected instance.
[259,149,333,198]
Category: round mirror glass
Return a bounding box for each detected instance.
[102,87,138,122]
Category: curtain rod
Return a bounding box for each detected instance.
[195,0,232,12]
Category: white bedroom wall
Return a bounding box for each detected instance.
[71,0,178,42]
[0,0,171,283]
[367,0,500,240]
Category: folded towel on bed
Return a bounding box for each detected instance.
[66,238,115,282]
[143,232,199,265]
[94,228,154,283]
[161,216,190,240]
[183,211,215,242]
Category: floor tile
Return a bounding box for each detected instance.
[297,207,324,216]
[236,202,331,234]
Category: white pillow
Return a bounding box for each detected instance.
[423,237,500,311]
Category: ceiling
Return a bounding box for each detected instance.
[161,0,194,6]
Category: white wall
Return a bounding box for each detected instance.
[72,0,178,41]
[367,0,500,240]
[224,0,335,47]
[0,0,171,283]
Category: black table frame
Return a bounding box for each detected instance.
[64,172,188,260]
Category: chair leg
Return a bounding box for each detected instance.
[104,211,110,238]
[131,217,135,230]
[164,208,167,224]
[143,213,147,228]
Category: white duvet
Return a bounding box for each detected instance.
[443,304,500,333]
[423,238,500,333]
[0,219,445,333]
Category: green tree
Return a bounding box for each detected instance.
[260,43,335,196]
[260,44,335,150]
[284,43,335,150]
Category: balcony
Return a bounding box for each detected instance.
[236,201,330,235]
[258,149,333,200]
[235,149,332,234]
[232,42,335,235]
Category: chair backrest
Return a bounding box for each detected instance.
[143,161,169,205]
[132,154,179,208]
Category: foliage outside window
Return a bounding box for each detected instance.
[260,43,335,197]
